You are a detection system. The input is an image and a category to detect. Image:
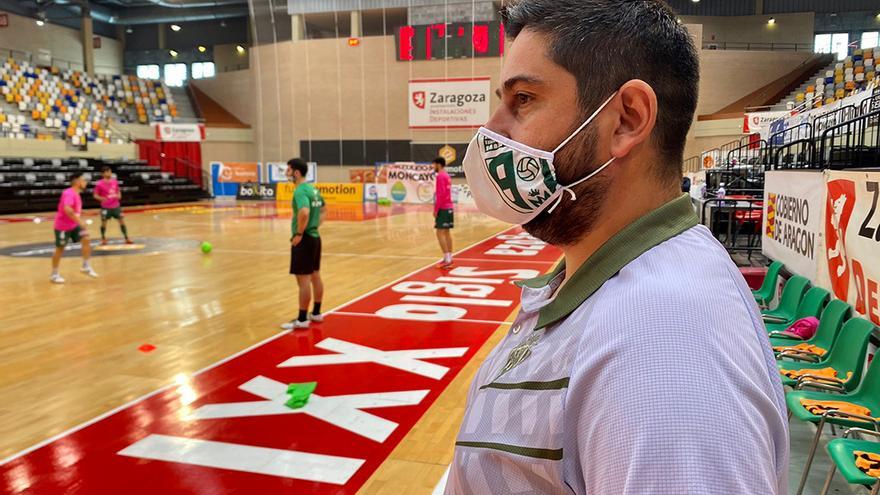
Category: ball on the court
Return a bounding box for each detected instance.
[200,242,213,254]
[86,219,93,225]
[33,217,42,224]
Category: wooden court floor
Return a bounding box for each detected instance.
[0,200,523,493]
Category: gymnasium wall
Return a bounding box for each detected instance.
[0,138,136,159]
[0,10,123,74]
[194,23,814,172]
[680,12,815,46]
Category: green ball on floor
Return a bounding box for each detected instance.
[378,198,392,206]
[201,242,213,254]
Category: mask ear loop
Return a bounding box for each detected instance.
[546,156,616,214]
[551,91,618,155]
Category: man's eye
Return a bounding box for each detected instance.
[516,93,532,105]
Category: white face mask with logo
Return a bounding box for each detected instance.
[462,92,617,225]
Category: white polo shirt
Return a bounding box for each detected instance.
[446,195,789,494]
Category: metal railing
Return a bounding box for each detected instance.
[700,197,765,259]
[702,41,813,52]
[818,108,880,170]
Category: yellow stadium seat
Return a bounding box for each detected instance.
[40,110,47,120]
[5,93,12,103]
[835,75,844,84]
[0,114,6,123]
[826,97,836,105]
[869,72,876,81]
[795,93,805,103]
[835,88,846,98]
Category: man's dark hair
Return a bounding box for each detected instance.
[101,166,112,173]
[433,157,446,167]
[503,0,699,182]
[287,158,308,177]
[70,172,84,182]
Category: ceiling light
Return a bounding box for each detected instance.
[125,26,133,34]
[220,20,227,27]
[876,13,880,19]
[170,24,181,32]
[169,50,178,57]
[197,45,206,53]
[35,19,45,26]
[768,17,776,25]
[691,0,699,3]
[235,45,245,54]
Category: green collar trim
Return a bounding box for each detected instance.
[521,194,698,330]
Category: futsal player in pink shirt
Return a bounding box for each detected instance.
[93,166,132,245]
[433,157,454,268]
[51,172,98,283]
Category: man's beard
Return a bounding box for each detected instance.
[522,127,610,247]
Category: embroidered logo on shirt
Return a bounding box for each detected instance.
[491,328,545,382]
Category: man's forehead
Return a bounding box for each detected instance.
[500,30,561,88]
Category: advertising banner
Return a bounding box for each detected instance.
[316,183,364,204]
[277,183,364,204]
[408,77,490,129]
[386,163,436,204]
[236,183,277,201]
[267,162,317,183]
[817,171,880,325]
[154,123,204,142]
[701,149,720,170]
[762,171,825,282]
[349,168,377,183]
[411,143,466,177]
[217,162,259,183]
[743,110,790,135]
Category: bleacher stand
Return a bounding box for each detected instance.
[0,157,203,214]
[0,58,178,146]
[782,49,879,111]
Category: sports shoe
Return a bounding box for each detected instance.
[50,274,66,284]
[436,261,454,270]
[125,239,134,245]
[309,313,324,322]
[101,239,108,246]
[81,266,99,278]
[281,319,310,330]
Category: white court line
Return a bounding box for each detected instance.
[331,311,512,326]
[215,248,438,261]
[0,226,523,466]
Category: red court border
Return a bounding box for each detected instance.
[1,227,561,494]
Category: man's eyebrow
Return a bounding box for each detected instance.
[502,74,544,92]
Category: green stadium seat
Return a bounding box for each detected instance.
[762,275,810,325]
[765,287,830,333]
[752,260,783,307]
[770,299,851,360]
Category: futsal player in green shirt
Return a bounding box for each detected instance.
[282,158,326,330]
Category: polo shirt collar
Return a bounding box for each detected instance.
[518,194,698,330]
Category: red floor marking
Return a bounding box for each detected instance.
[0,228,560,494]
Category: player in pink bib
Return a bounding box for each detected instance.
[51,172,98,283]
[93,166,132,245]
[433,157,455,268]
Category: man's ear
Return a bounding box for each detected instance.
[608,80,658,160]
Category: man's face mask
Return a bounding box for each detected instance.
[462,92,617,225]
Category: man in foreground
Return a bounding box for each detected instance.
[449,1,788,493]
[51,172,99,283]
[93,166,132,245]
[433,157,454,268]
[282,159,325,330]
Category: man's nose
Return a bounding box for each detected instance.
[483,105,513,138]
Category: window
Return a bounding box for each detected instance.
[191,62,215,79]
[862,32,879,50]
[136,64,160,80]
[814,34,831,54]
[831,33,849,61]
[163,63,187,87]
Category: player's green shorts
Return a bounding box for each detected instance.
[101,207,123,220]
[435,208,454,229]
[54,226,87,247]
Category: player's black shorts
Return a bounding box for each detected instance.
[290,235,322,275]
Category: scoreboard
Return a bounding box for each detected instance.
[395,21,505,61]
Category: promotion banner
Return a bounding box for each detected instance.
[154,123,204,142]
[316,183,364,204]
[762,171,825,282]
[349,168,377,183]
[236,183,277,201]
[818,171,880,325]
[386,163,436,204]
[408,77,490,129]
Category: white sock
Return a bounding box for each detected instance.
[82,260,91,270]
[51,269,58,276]
[444,253,452,263]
